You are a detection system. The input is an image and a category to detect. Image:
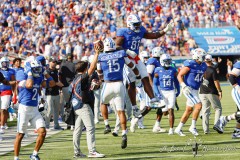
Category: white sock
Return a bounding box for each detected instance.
[191,119,196,128]
[33,150,38,156]
[236,128,240,131]
[155,121,160,127]
[177,122,184,130]
[169,128,173,131]
[122,130,127,135]
[104,119,109,126]
[14,156,19,160]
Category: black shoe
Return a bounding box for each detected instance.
[73,153,86,158]
[104,125,111,134]
[121,134,127,149]
[112,131,118,137]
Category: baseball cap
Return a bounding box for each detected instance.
[205,54,212,62]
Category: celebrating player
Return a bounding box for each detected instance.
[174,48,207,136]
[153,54,180,134]
[14,58,55,160]
[115,14,174,119]
[213,60,240,138]
[0,57,16,134]
[97,37,141,149]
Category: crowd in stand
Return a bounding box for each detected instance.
[0,0,239,60]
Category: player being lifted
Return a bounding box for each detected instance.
[174,48,207,136]
[213,59,240,138]
[115,14,174,120]
[97,38,141,149]
[153,54,180,134]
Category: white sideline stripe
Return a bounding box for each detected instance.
[0,124,66,156]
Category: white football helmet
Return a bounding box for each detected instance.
[30,60,42,77]
[0,56,10,70]
[191,48,207,62]
[160,54,172,67]
[127,14,142,33]
[152,47,165,58]
[103,37,116,52]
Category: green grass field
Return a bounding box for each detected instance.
[2,85,240,160]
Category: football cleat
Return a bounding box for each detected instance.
[104,125,111,134]
[133,107,142,118]
[30,154,40,160]
[232,129,240,139]
[152,126,166,133]
[112,131,118,137]
[168,128,174,135]
[121,134,127,149]
[189,127,199,136]
[0,128,4,134]
[174,128,186,136]
[130,118,139,133]
[213,116,227,134]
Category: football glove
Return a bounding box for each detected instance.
[163,21,174,33]
[181,83,191,95]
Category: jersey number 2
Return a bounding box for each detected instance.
[107,59,120,73]
[32,88,38,100]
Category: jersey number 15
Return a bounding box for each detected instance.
[107,59,120,73]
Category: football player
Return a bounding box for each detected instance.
[213,60,240,138]
[116,14,174,120]
[153,54,180,134]
[97,37,141,149]
[14,58,55,160]
[0,57,16,134]
[174,48,207,136]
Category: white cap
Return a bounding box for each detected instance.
[205,54,212,61]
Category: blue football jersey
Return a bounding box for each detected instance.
[147,57,160,78]
[0,68,15,91]
[116,26,147,54]
[183,60,207,90]
[233,61,240,85]
[18,76,44,107]
[12,67,24,75]
[98,50,127,81]
[155,66,177,90]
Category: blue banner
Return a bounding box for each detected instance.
[188,27,240,55]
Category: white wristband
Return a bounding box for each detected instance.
[126,49,137,58]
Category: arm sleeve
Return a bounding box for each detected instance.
[153,76,160,96]
[146,65,155,74]
[97,62,101,70]
[124,57,131,65]
[174,75,180,94]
